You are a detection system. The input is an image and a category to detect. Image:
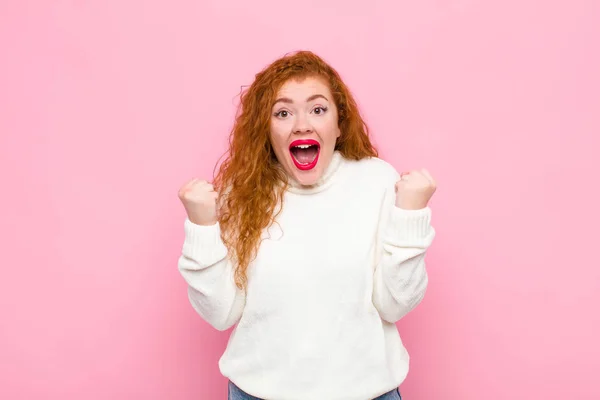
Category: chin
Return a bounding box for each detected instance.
[291,169,322,186]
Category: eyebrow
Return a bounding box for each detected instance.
[273,94,329,106]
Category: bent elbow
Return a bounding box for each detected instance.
[187,287,238,331]
[378,272,429,323]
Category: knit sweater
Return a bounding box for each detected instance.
[178,151,435,400]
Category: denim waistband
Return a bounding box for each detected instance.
[227,380,402,400]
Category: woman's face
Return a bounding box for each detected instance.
[269,76,341,187]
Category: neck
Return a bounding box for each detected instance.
[285,151,344,195]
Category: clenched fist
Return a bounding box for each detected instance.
[178,179,219,226]
[395,169,437,210]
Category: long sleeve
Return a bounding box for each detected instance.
[177,218,245,331]
[372,184,436,324]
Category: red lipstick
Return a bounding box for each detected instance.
[289,139,320,171]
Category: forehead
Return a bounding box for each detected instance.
[276,76,332,99]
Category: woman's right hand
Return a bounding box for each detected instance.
[177,178,219,226]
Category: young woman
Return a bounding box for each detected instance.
[177,51,437,400]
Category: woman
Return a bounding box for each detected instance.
[177,50,437,400]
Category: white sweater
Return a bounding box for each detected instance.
[178,151,435,400]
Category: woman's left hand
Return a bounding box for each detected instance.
[395,168,437,210]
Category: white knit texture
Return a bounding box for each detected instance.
[178,151,435,400]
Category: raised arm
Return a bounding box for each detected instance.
[177,179,245,330]
[372,167,437,323]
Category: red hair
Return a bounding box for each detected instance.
[213,50,378,291]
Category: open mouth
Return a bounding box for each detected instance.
[289,139,320,170]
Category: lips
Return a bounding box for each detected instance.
[289,139,320,170]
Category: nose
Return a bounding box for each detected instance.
[292,114,313,134]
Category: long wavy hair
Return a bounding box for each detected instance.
[212,50,378,291]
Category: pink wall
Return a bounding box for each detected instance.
[1,1,599,399]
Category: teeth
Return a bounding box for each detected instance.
[294,144,316,149]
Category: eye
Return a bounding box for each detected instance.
[274,110,290,118]
[313,106,328,115]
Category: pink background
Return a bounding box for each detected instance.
[1,1,599,399]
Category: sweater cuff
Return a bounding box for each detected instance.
[384,206,433,243]
[182,218,228,261]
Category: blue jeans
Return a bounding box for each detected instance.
[228,380,402,400]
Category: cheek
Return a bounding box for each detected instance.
[314,117,340,139]
[269,122,288,148]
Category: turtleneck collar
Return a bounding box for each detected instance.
[284,150,344,195]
